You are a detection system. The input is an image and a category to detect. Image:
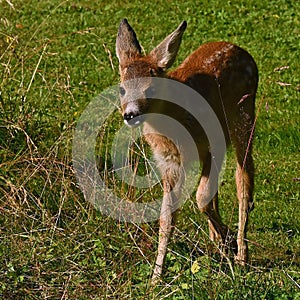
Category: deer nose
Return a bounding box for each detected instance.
[124,112,137,121]
[123,112,144,127]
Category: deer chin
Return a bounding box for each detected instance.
[124,114,145,127]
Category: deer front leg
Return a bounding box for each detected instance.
[152,188,175,281]
[152,160,183,283]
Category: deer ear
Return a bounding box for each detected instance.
[149,21,187,70]
[116,19,142,65]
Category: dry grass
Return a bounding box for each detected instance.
[0,0,299,298]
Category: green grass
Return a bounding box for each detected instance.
[0,0,299,299]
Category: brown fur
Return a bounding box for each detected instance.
[116,19,258,282]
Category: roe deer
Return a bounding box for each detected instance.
[115,19,258,281]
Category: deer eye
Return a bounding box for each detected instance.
[150,69,156,77]
[119,86,126,96]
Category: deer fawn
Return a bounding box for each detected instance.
[115,19,258,281]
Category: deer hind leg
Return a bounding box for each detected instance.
[196,154,237,253]
[232,104,255,265]
[234,145,254,265]
[152,157,184,282]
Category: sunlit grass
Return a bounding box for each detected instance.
[0,0,299,298]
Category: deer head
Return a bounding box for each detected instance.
[116,19,187,127]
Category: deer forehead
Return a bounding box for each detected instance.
[120,61,154,92]
[120,59,156,81]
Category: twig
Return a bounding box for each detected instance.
[283,270,300,289]
[274,66,289,72]
[5,0,15,9]
[276,81,292,87]
[23,44,47,103]
[103,43,115,71]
